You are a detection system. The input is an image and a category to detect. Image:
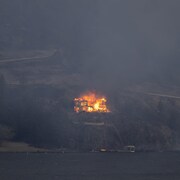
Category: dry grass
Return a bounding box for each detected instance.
[0,141,48,153]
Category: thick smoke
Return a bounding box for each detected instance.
[81,0,180,90]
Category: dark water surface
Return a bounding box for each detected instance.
[0,152,180,180]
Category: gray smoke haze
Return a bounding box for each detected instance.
[1,0,180,91]
[81,0,180,90]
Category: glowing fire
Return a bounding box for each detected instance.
[74,92,110,113]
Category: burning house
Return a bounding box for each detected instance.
[74,92,110,113]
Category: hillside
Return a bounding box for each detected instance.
[0,56,180,151]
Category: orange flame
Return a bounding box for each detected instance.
[74,92,110,113]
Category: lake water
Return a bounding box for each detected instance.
[0,152,180,180]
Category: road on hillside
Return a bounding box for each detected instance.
[145,92,180,99]
[0,49,57,64]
